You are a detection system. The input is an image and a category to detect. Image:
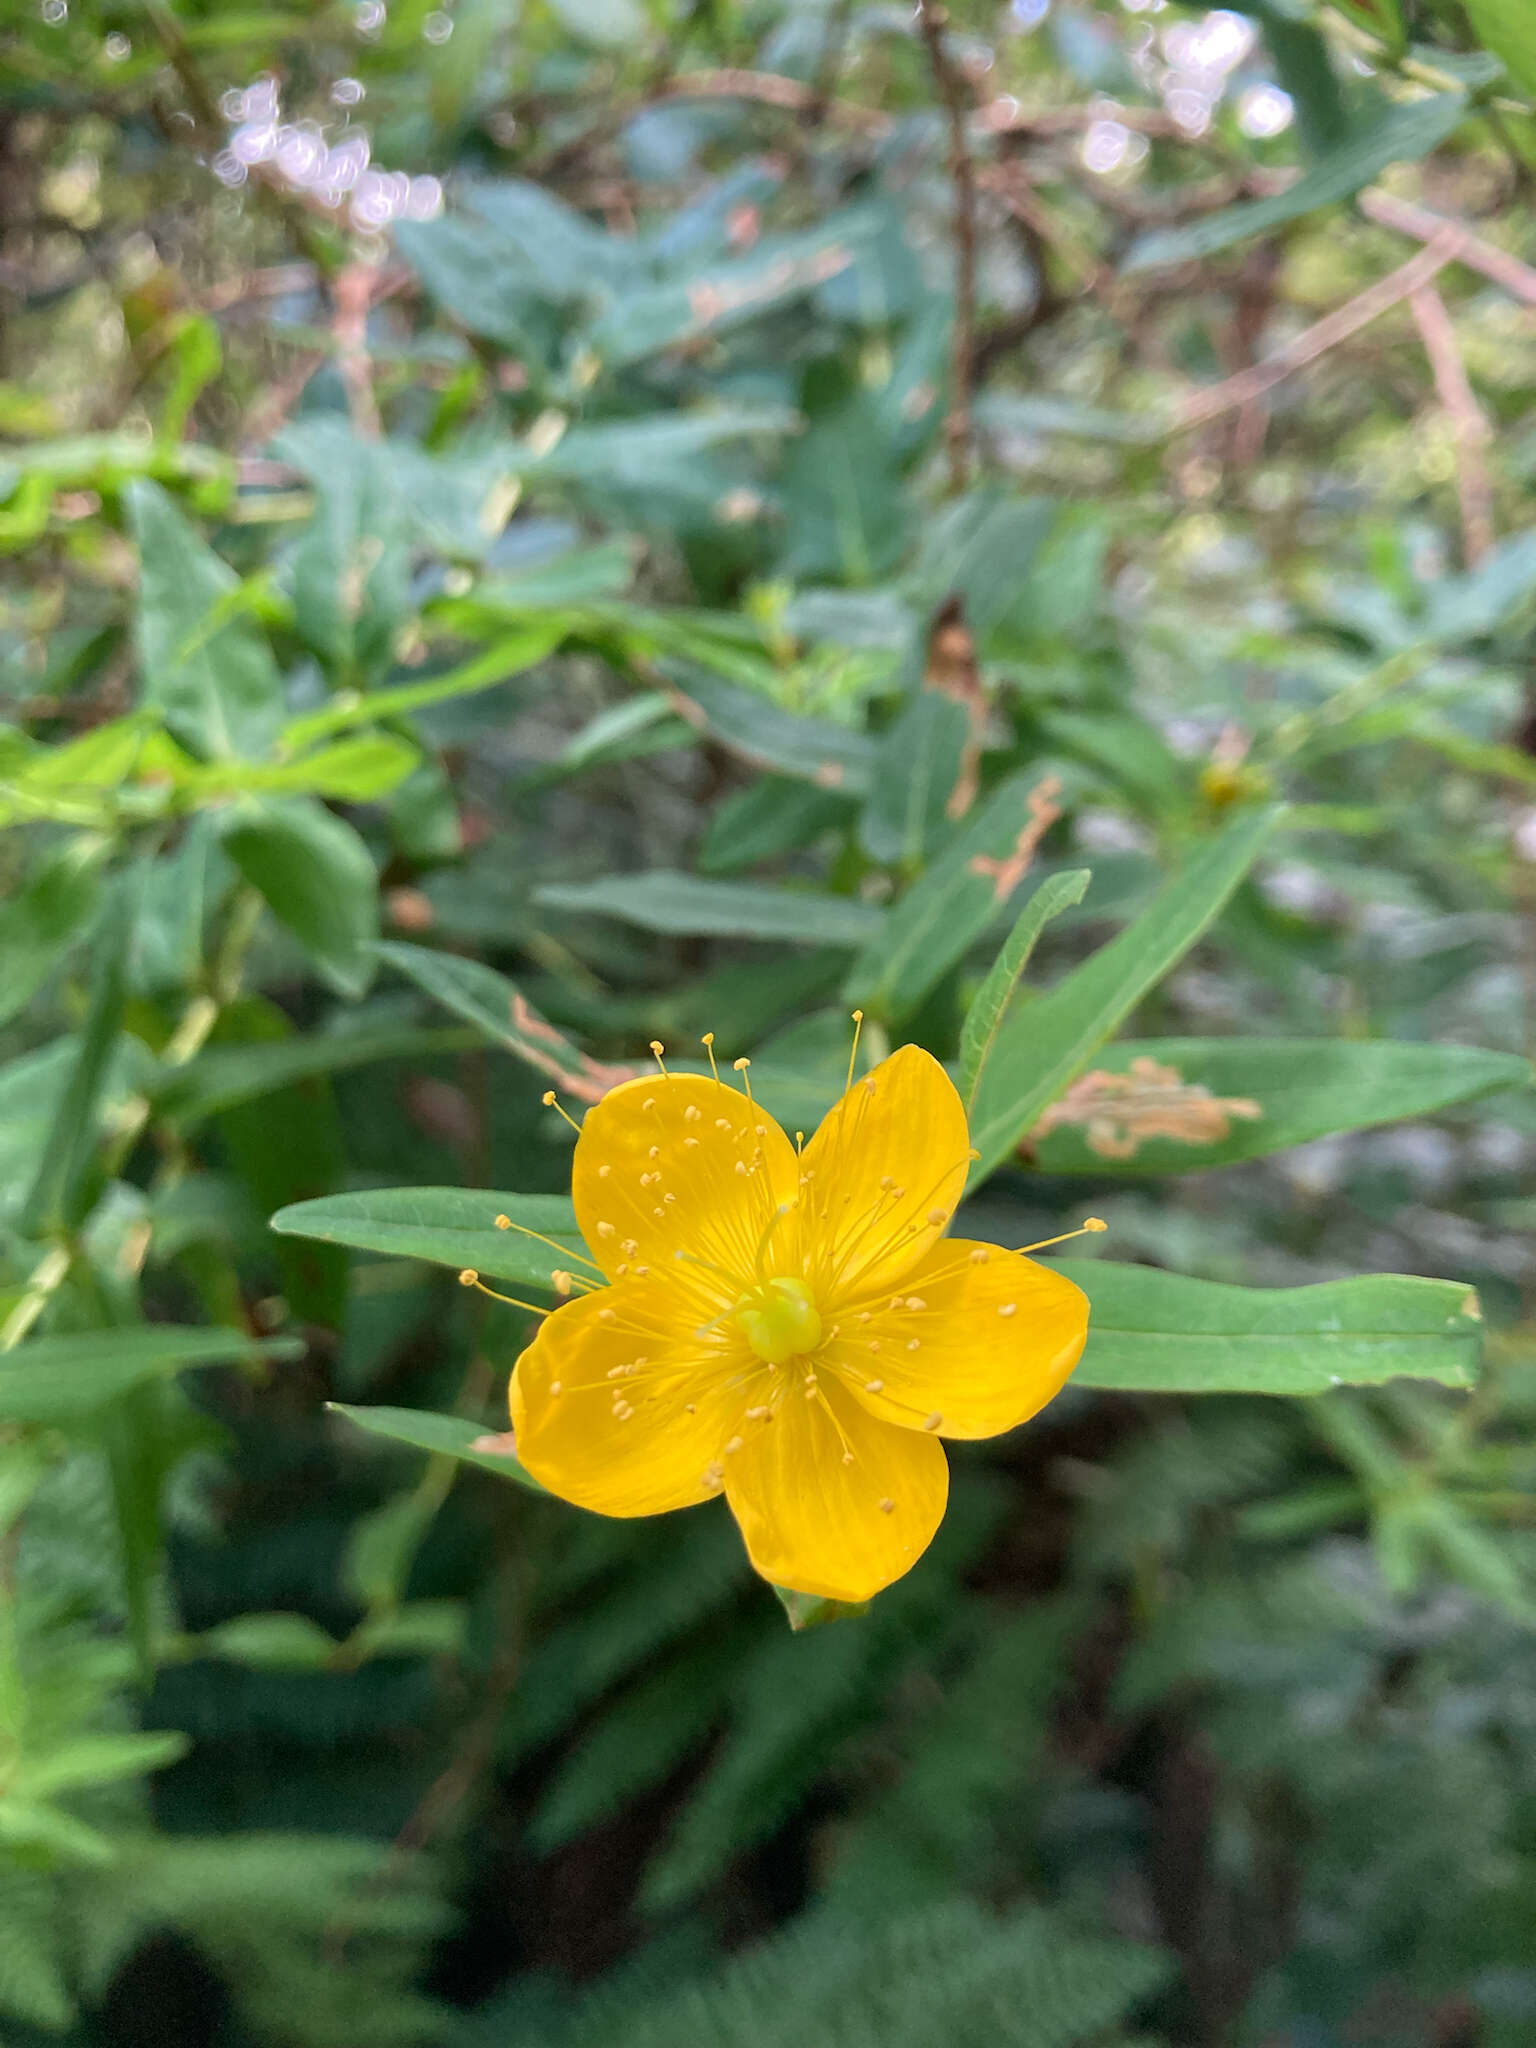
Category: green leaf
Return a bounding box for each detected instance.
[20,867,135,1235]
[0,1326,301,1424]
[278,625,566,751]
[270,1185,589,1292]
[209,999,350,1328]
[547,0,645,49]
[1466,0,1536,99]
[195,1612,339,1670]
[1125,95,1468,271]
[846,775,1070,1022]
[125,478,284,759]
[0,1036,153,1224]
[1066,1263,1481,1394]
[959,869,1092,1106]
[241,733,421,801]
[700,777,855,875]
[377,939,647,1100]
[328,1402,547,1490]
[219,797,379,999]
[16,1731,188,1799]
[583,219,872,367]
[154,1022,472,1128]
[537,871,884,947]
[669,673,877,795]
[0,838,102,1027]
[1247,1,1351,154]
[967,810,1277,1180]
[859,693,969,867]
[1027,1037,1532,1174]
[275,420,411,683]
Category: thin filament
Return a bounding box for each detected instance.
[459,1270,547,1315]
[1017,1218,1107,1254]
[541,1090,582,1134]
[494,1213,603,1274]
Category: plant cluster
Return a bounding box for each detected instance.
[3,2,1536,2043]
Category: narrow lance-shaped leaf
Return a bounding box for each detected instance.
[1065,1263,1481,1395]
[278,624,567,750]
[0,1327,302,1425]
[845,773,1068,1022]
[20,865,138,1236]
[1124,94,1468,271]
[328,1402,547,1492]
[537,872,884,947]
[1026,1037,1532,1175]
[960,869,1091,1106]
[155,1023,474,1129]
[377,940,645,1103]
[967,809,1277,1180]
[670,672,878,795]
[272,1186,589,1293]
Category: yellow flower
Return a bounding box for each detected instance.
[509,1044,1090,1604]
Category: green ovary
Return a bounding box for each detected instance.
[736,1277,824,1366]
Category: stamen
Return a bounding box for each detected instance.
[458,1269,548,1315]
[541,1089,582,1135]
[879,1497,896,1514]
[702,1032,720,1084]
[649,1039,669,1076]
[732,1056,754,1106]
[1016,1217,1108,1255]
[494,1212,603,1273]
[846,1008,864,1093]
[674,1245,749,1291]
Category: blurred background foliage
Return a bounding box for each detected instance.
[4,0,1536,2043]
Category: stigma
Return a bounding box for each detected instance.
[735,1276,824,1366]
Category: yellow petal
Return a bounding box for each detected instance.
[799,1044,970,1301]
[830,1240,1088,1440]
[572,1074,799,1294]
[724,1373,947,1602]
[510,1282,759,1517]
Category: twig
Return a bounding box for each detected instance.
[917,2,979,494]
[1174,230,1465,431]
[1408,282,1494,567]
[656,66,886,133]
[1358,189,1536,308]
[332,261,383,440]
[199,263,317,315]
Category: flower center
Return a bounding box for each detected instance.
[734,1276,823,1366]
